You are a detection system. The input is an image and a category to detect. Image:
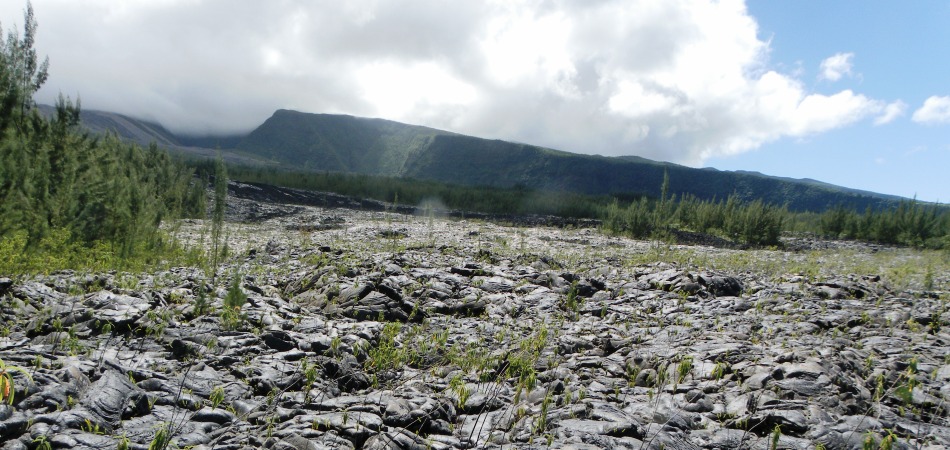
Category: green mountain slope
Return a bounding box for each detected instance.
[58,106,909,212]
[405,134,898,210]
[235,110,903,212]
[237,109,454,173]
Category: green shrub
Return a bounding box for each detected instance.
[221,276,248,330]
[0,6,205,275]
[818,200,948,249]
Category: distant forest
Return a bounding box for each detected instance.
[211,163,949,249]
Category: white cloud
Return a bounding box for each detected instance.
[912,96,950,124]
[1,0,896,164]
[818,52,854,82]
[874,100,907,125]
[357,61,476,120]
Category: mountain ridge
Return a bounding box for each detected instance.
[53,105,909,212]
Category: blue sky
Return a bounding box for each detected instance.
[706,1,950,202]
[2,1,948,202]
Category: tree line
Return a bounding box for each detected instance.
[600,173,787,246]
[211,162,610,219]
[818,201,949,249]
[0,5,205,273]
[219,162,949,250]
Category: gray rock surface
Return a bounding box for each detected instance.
[0,197,947,449]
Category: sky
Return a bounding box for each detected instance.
[1,0,947,202]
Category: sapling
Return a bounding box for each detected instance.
[221,275,248,330]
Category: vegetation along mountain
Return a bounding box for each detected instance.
[233,110,907,212]
[82,108,905,213]
[1,5,207,272]
[48,102,948,250]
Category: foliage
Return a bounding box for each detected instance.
[221,275,247,330]
[233,109,905,212]
[0,5,205,274]
[0,357,32,404]
[0,1,48,129]
[603,197,654,239]
[148,423,173,450]
[208,386,225,410]
[819,200,949,249]
[208,162,611,219]
[218,157,946,250]
[603,191,787,246]
[210,152,228,276]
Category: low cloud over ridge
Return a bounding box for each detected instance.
[8,0,904,165]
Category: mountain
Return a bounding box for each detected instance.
[237,109,455,174]
[235,110,903,211]
[37,105,267,166]
[59,106,907,212]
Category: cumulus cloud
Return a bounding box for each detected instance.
[912,96,950,124]
[818,52,854,81]
[0,0,897,164]
[874,100,907,125]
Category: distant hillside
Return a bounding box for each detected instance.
[59,106,909,212]
[38,104,179,147]
[237,109,455,173]
[234,110,904,212]
[38,105,266,166]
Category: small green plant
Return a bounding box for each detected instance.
[711,361,729,380]
[0,358,33,404]
[81,418,103,434]
[194,286,211,317]
[147,310,175,340]
[676,356,694,384]
[873,372,886,402]
[209,386,225,410]
[562,281,582,316]
[770,425,781,450]
[304,361,319,387]
[300,358,319,400]
[264,414,277,439]
[449,374,470,409]
[221,275,248,330]
[98,320,114,334]
[879,430,897,450]
[149,423,173,450]
[329,336,342,356]
[32,435,52,450]
[117,434,132,450]
[365,322,406,373]
[533,392,554,435]
[862,431,877,450]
